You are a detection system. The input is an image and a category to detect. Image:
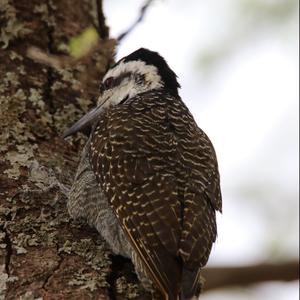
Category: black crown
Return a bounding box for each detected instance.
[121,48,180,96]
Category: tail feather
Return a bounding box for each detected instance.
[180,267,202,300]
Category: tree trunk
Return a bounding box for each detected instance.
[0,0,151,299]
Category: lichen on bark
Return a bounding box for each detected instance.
[0,1,151,299]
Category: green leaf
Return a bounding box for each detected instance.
[69,27,99,59]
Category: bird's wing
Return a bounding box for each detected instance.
[89,96,183,299]
[89,91,221,299]
[162,95,222,298]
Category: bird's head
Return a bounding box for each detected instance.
[63,48,180,138]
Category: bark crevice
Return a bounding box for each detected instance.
[41,246,63,291]
[44,0,55,114]
[3,225,12,276]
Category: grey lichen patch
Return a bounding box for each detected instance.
[5,276,18,283]
[59,238,111,287]
[56,68,81,91]
[0,68,24,94]
[5,143,38,177]
[6,190,70,250]
[6,197,72,253]
[58,240,73,255]
[33,4,48,14]
[0,271,18,300]
[12,226,55,250]
[0,205,17,222]
[29,161,69,195]
[74,64,86,73]
[14,232,39,248]
[51,80,67,92]
[9,50,23,61]
[4,146,35,179]
[0,89,40,181]
[0,88,35,148]
[17,65,26,75]
[27,88,54,133]
[87,244,111,272]
[3,72,20,88]
[91,38,117,73]
[76,96,93,112]
[15,245,27,255]
[0,264,8,300]
[56,42,69,54]
[68,268,108,290]
[10,87,26,102]
[59,238,110,267]
[0,0,32,49]
[116,276,140,299]
[28,88,45,110]
[17,226,55,249]
[0,259,18,299]
[23,235,39,247]
[33,3,56,28]
[1,206,11,220]
[0,135,9,154]
[18,290,42,300]
[0,232,6,250]
[53,103,82,133]
[3,161,22,179]
[0,85,56,178]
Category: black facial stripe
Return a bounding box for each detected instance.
[104,72,147,92]
[134,73,146,85]
[100,72,132,93]
[112,72,131,88]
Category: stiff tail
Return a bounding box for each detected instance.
[180,267,202,300]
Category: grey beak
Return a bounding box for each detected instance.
[62,105,104,138]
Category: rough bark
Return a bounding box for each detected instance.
[0,0,151,299]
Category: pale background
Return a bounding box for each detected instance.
[104,1,299,299]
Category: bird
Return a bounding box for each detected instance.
[63,48,222,300]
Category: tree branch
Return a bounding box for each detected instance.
[96,0,109,39]
[202,261,299,292]
[117,0,154,42]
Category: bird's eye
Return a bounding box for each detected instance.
[103,77,114,89]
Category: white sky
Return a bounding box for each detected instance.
[104,1,299,299]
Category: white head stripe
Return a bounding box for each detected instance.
[103,60,162,86]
